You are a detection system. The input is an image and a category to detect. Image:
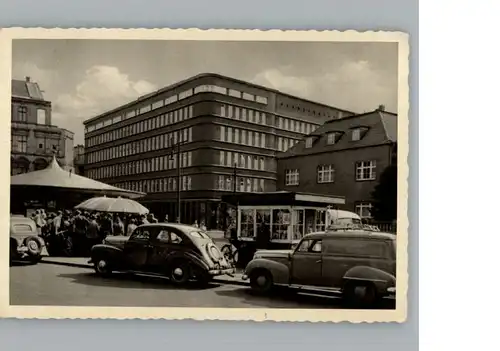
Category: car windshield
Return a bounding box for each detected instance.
[188,230,210,239]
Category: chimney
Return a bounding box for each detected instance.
[378,104,386,111]
[25,76,31,82]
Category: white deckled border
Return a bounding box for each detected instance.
[0,28,410,323]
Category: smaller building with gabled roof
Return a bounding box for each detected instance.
[276,106,397,219]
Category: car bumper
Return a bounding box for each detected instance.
[208,268,235,276]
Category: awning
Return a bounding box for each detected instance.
[10,156,145,199]
[221,191,345,207]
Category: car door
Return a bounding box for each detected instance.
[123,227,156,270]
[147,227,188,272]
[321,237,394,288]
[290,239,323,286]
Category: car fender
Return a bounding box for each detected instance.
[165,251,210,272]
[91,244,124,264]
[245,258,290,284]
[343,265,396,293]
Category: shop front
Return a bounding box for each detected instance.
[221,191,345,266]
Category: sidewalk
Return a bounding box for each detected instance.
[40,256,247,287]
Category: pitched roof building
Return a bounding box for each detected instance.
[276,106,397,220]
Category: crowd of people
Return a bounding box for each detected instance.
[30,208,163,256]
[29,208,209,257]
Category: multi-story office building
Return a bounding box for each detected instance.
[11,77,74,174]
[83,73,353,229]
[276,107,398,220]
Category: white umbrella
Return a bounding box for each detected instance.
[74,196,149,215]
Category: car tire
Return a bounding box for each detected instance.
[343,282,378,307]
[249,269,273,294]
[169,260,190,285]
[94,257,113,276]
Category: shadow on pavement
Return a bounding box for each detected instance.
[57,272,222,291]
[215,287,395,310]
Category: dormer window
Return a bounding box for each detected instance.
[327,132,337,145]
[305,137,313,148]
[352,128,361,141]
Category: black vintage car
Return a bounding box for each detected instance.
[89,223,235,285]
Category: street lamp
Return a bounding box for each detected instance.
[233,161,238,194]
[169,137,187,223]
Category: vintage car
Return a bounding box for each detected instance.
[242,229,396,306]
[10,215,47,264]
[89,223,235,285]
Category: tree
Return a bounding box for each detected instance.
[370,164,397,221]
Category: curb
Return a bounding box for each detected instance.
[39,258,250,287]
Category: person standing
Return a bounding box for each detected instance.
[126,218,138,236]
[86,215,101,254]
[112,215,125,236]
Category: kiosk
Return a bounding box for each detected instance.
[221,191,345,267]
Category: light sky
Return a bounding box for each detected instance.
[12,40,398,144]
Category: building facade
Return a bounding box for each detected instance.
[11,77,74,174]
[73,144,85,175]
[276,108,397,220]
[83,73,353,229]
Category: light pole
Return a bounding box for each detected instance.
[169,138,187,223]
[233,161,238,194]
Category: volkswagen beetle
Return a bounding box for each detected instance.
[89,223,235,285]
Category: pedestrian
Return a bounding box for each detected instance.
[86,215,101,254]
[164,214,169,223]
[127,218,137,236]
[112,215,125,236]
[192,220,199,228]
[200,220,207,231]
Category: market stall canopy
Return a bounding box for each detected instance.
[75,196,149,215]
[11,156,145,199]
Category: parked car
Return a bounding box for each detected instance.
[242,229,396,307]
[89,223,235,285]
[10,215,47,264]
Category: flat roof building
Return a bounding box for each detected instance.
[83,73,354,229]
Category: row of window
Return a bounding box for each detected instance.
[11,135,60,154]
[215,175,265,193]
[86,152,193,180]
[86,127,192,164]
[86,106,194,147]
[13,106,47,125]
[284,160,377,186]
[85,83,269,133]
[276,136,299,152]
[219,125,267,148]
[113,175,192,194]
[216,104,320,135]
[218,150,266,171]
[305,128,365,148]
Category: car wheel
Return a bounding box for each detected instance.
[94,258,112,276]
[250,269,273,294]
[343,282,378,307]
[169,260,190,285]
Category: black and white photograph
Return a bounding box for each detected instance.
[1,29,409,322]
